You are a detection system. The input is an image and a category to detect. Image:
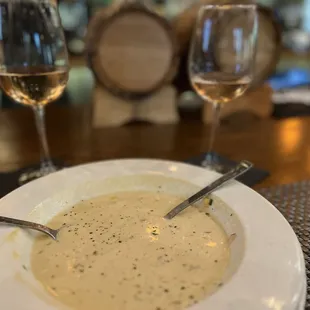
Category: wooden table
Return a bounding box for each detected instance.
[0,104,310,190]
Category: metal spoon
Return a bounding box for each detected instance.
[0,216,64,241]
[164,160,253,220]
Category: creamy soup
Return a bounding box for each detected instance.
[31,191,230,310]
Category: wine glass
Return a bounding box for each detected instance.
[188,4,258,172]
[0,0,69,184]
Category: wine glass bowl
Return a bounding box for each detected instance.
[188,4,258,172]
[0,0,69,184]
[0,68,68,107]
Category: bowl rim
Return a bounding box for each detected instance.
[0,158,306,310]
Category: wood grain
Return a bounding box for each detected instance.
[0,104,310,190]
[86,3,179,99]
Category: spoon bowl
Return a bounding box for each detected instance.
[0,216,64,241]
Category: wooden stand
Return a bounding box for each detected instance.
[203,84,273,124]
[93,85,179,128]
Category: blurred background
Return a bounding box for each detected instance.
[2,0,310,120]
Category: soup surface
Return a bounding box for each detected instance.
[31,191,230,310]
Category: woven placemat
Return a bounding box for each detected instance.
[259,181,310,309]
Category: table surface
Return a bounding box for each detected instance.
[0,104,309,190]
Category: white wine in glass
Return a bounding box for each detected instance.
[189,4,258,172]
[0,0,69,184]
[0,67,68,106]
[191,73,251,104]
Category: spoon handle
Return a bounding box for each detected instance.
[164,160,253,220]
[0,216,57,239]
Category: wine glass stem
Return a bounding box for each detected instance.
[207,102,221,164]
[33,105,54,171]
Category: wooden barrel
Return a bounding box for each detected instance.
[86,1,179,100]
[172,1,282,89]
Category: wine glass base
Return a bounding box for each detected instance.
[18,165,60,186]
[201,152,226,173]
